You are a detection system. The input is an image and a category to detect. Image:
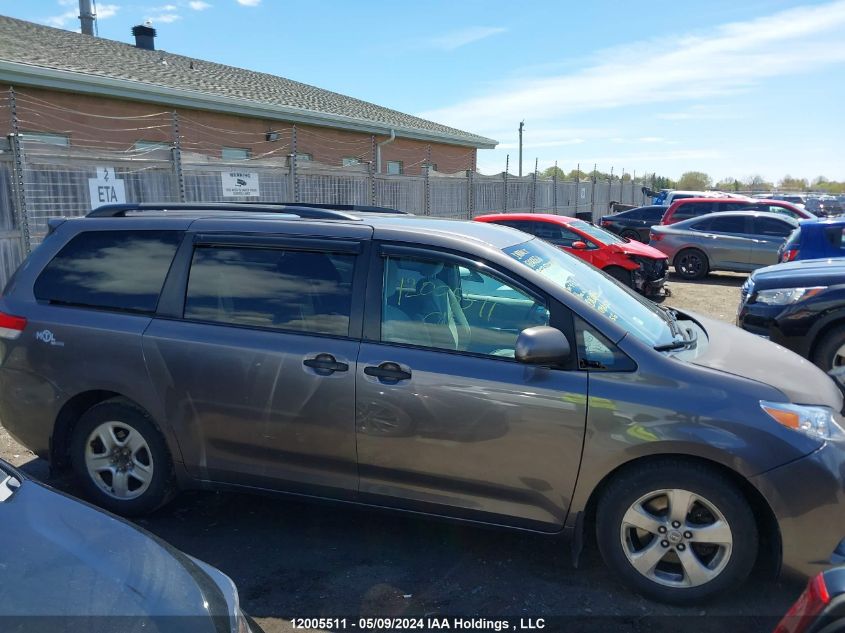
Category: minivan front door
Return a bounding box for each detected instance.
[355,246,588,530]
[143,236,365,497]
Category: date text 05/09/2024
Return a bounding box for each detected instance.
[291,618,546,631]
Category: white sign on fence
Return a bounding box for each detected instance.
[88,166,126,209]
[580,186,586,200]
[222,171,260,197]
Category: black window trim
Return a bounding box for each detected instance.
[156,233,369,341]
[364,241,580,369]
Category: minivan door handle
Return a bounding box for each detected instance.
[303,353,349,375]
[364,362,412,382]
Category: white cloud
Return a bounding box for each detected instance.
[96,3,120,19]
[44,10,76,27]
[45,1,119,27]
[426,26,506,51]
[236,0,261,6]
[419,1,845,131]
[189,1,212,9]
[147,13,181,23]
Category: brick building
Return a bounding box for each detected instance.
[0,15,496,175]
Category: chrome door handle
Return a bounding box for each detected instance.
[303,353,348,375]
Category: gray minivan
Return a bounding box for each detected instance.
[1,203,843,604]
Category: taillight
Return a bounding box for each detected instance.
[774,574,831,633]
[782,248,799,263]
[601,219,611,226]
[650,231,663,242]
[0,311,27,340]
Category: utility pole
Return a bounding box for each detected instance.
[518,120,524,178]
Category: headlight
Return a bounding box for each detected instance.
[754,286,826,305]
[760,401,843,440]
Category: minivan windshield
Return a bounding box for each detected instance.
[503,238,674,346]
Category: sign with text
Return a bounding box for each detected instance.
[222,171,260,197]
[88,166,126,209]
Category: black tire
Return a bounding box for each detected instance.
[811,324,845,373]
[70,399,174,516]
[621,229,641,242]
[604,266,633,288]
[596,459,758,604]
[674,248,709,280]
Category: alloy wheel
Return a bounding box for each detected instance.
[619,488,733,588]
[678,253,703,277]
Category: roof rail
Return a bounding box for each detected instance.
[86,203,362,221]
[260,202,410,215]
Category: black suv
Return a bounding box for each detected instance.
[738,258,845,373]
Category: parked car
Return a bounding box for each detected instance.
[474,213,668,294]
[2,202,844,604]
[598,205,666,242]
[660,198,813,225]
[0,458,251,633]
[806,197,844,217]
[649,211,799,280]
[770,194,808,207]
[737,258,845,373]
[779,217,845,263]
[773,566,845,633]
[660,190,742,207]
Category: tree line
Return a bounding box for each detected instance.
[540,167,845,194]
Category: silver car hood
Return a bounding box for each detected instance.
[687,313,843,411]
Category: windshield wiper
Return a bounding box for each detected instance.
[654,324,698,352]
[654,304,681,337]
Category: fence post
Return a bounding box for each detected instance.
[552,161,558,214]
[530,168,537,213]
[503,155,509,212]
[7,89,31,254]
[590,164,597,219]
[290,125,298,202]
[423,165,431,216]
[466,169,474,219]
[368,160,376,206]
[171,111,186,202]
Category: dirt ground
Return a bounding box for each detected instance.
[2,270,805,633]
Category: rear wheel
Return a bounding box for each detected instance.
[596,460,757,604]
[70,399,174,516]
[621,229,641,242]
[812,324,845,375]
[674,248,709,280]
[604,266,633,288]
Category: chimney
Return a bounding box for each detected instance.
[132,23,157,50]
[78,0,95,36]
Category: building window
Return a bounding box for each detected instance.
[21,132,69,146]
[342,157,360,167]
[133,140,170,151]
[423,162,438,172]
[295,153,312,162]
[222,147,251,161]
[386,160,403,175]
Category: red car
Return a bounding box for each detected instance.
[474,213,669,294]
[661,197,814,225]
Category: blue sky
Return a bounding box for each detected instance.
[4,0,845,182]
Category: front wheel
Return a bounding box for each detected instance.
[596,460,758,604]
[812,324,845,374]
[604,266,633,288]
[70,399,174,516]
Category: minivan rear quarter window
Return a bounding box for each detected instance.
[34,230,182,313]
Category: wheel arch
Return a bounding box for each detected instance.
[580,453,782,579]
[808,313,845,365]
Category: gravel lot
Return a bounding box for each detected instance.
[1,271,806,633]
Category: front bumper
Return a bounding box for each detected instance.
[751,436,845,578]
[632,258,669,295]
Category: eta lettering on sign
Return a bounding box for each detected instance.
[88,166,126,209]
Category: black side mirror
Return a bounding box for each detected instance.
[515,326,571,365]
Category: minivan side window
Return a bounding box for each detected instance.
[381,255,549,357]
[674,202,713,220]
[34,230,182,314]
[184,246,355,336]
[753,217,794,238]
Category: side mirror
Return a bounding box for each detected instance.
[571,241,588,250]
[515,326,571,365]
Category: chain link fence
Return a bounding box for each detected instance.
[0,88,650,286]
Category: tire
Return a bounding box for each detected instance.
[70,399,174,516]
[596,459,758,604]
[604,266,633,288]
[621,229,641,242]
[674,248,709,280]
[812,324,845,373]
